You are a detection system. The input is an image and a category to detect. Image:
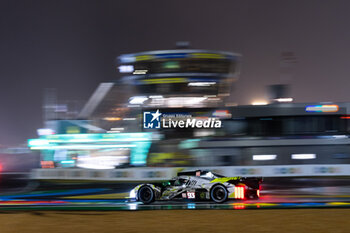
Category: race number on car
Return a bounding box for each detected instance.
[187,191,195,199]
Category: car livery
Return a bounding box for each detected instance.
[129,170,262,204]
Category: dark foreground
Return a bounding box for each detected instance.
[2,176,350,210]
[0,209,349,233]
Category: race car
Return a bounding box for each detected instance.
[129,170,262,204]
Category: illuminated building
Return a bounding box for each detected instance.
[30,48,241,168]
[78,49,241,132]
[28,47,350,175]
[117,49,241,108]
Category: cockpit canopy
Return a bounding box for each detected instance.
[177,170,224,180]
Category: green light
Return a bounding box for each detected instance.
[61,160,75,164]
[30,144,136,150]
[28,133,152,147]
[130,141,152,165]
[179,139,200,149]
[28,132,153,167]
[40,133,152,143]
[28,139,49,147]
[163,61,180,69]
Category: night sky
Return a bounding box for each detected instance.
[1,0,350,145]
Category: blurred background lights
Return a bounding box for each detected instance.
[291,154,316,160]
[118,65,134,73]
[129,96,148,104]
[188,82,216,86]
[37,128,55,136]
[305,105,339,112]
[253,155,277,160]
[275,98,293,102]
[251,100,268,105]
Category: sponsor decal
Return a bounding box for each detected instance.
[313,167,340,174]
[187,192,196,199]
[236,168,260,175]
[273,167,301,174]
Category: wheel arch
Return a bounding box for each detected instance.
[137,184,156,204]
[210,183,229,203]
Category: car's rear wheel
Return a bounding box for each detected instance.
[210,184,228,203]
[138,185,155,204]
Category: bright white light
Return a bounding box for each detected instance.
[28,139,50,146]
[275,98,293,103]
[120,56,135,63]
[118,65,134,73]
[253,154,277,160]
[128,203,137,210]
[200,171,214,179]
[167,97,207,107]
[129,189,136,199]
[291,154,316,159]
[77,155,129,169]
[149,95,163,99]
[333,135,347,139]
[188,82,216,86]
[251,101,268,105]
[186,97,207,105]
[37,128,55,136]
[148,96,208,107]
[129,96,148,104]
[133,70,148,75]
[111,128,124,131]
[123,118,136,121]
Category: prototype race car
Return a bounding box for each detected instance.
[129,170,262,204]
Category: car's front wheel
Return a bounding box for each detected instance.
[210,184,228,203]
[137,185,155,204]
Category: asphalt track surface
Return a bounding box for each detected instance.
[1,177,350,211]
[2,209,350,233]
[2,178,350,233]
[1,189,350,211]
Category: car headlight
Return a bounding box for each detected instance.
[129,189,136,199]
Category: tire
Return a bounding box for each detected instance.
[137,185,155,204]
[210,184,228,203]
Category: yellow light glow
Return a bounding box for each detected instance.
[103,117,122,121]
[251,101,268,106]
[275,98,293,102]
